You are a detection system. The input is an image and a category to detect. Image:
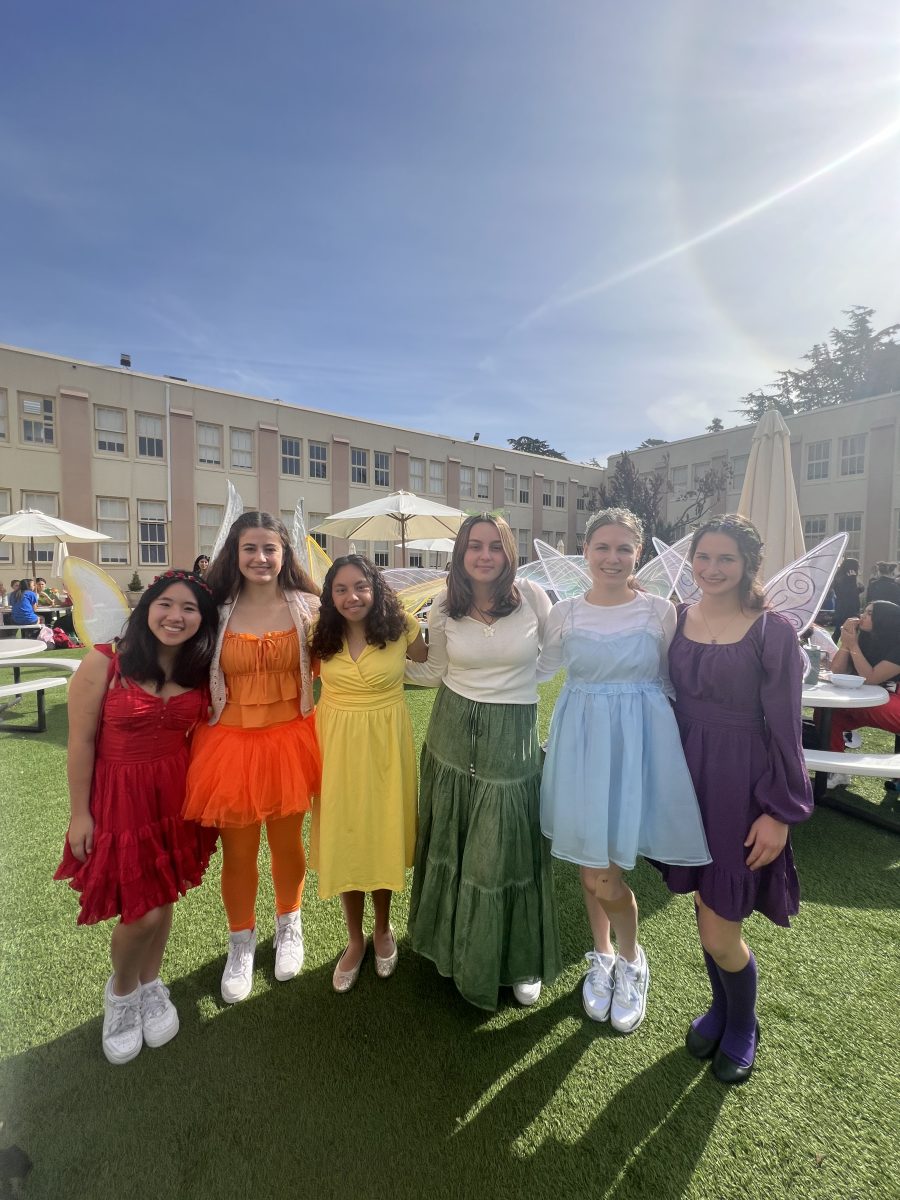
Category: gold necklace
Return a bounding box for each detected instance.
[696,604,744,645]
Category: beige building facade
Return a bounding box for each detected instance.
[0,344,602,588]
[616,390,900,570]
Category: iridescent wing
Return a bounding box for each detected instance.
[62,557,131,648]
[291,500,312,578]
[532,539,591,599]
[649,535,701,604]
[762,533,848,635]
[306,536,333,591]
[393,576,447,615]
[209,480,244,566]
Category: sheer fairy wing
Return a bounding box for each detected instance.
[62,557,132,648]
[305,536,333,591]
[291,500,312,578]
[650,535,701,604]
[533,539,591,599]
[209,480,244,566]
[392,575,448,615]
[762,533,848,635]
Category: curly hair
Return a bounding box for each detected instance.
[444,513,520,621]
[689,513,765,610]
[205,511,320,605]
[311,555,408,660]
[117,571,219,691]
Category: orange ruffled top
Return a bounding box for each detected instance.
[184,629,321,828]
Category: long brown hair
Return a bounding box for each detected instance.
[689,514,765,610]
[205,512,320,605]
[444,513,520,620]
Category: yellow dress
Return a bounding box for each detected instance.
[311,613,420,898]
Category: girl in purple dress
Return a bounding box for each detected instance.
[658,515,813,1084]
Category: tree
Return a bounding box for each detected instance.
[637,437,666,448]
[507,436,567,459]
[737,306,900,419]
[706,418,724,433]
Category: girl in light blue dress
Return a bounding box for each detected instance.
[538,508,709,1033]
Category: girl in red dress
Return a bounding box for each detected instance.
[55,570,219,1065]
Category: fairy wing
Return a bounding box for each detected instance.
[305,536,333,591]
[62,557,132,648]
[532,539,590,599]
[291,500,312,579]
[762,533,848,635]
[209,480,244,566]
[649,535,701,604]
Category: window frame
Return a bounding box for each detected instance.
[839,434,866,478]
[96,497,130,565]
[136,412,165,460]
[477,469,491,502]
[229,427,254,471]
[428,460,445,496]
[137,500,169,566]
[94,405,127,456]
[459,465,474,499]
[806,439,830,482]
[802,514,827,549]
[309,441,328,480]
[374,450,391,489]
[409,457,426,494]
[351,447,369,485]
[197,422,223,468]
[280,435,302,477]
[19,393,55,447]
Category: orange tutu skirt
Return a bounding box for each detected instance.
[184,712,321,828]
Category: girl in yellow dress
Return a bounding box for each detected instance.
[310,554,427,992]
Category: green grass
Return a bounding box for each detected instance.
[1,655,898,1200]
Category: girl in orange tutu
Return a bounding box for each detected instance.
[184,512,321,1003]
[55,570,219,1064]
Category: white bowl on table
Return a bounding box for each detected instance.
[829,673,865,689]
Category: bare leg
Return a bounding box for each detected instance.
[338,890,366,971]
[589,864,638,962]
[110,906,171,995]
[695,896,749,973]
[139,903,174,984]
[580,867,613,954]
[372,889,394,958]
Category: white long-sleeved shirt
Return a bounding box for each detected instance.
[405,579,552,705]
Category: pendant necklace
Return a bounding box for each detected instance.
[472,604,497,637]
[697,604,743,645]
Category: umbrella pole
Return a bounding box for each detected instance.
[401,521,407,568]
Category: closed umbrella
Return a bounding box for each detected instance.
[0,509,111,577]
[313,491,466,565]
[737,410,806,579]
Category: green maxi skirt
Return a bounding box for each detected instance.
[409,683,562,1010]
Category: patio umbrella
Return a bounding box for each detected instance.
[313,491,466,565]
[0,509,111,577]
[737,410,806,580]
[394,537,457,554]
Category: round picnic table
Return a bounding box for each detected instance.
[802,678,888,801]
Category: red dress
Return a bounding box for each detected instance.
[55,646,218,925]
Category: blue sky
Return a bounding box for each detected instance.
[3,1,898,461]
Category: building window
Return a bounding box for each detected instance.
[459,466,474,499]
[97,498,130,564]
[409,457,425,493]
[0,489,11,562]
[555,482,566,509]
[691,461,710,489]
[839,435,866,477]
[138,500,168,565]
[230,428,253,470]
[504,473,516,505]
[197,423,222,467]
[836,512,863,558]
[803,515,827,549]
[309,441,328,480]
[351,447,368,485]
[198,504,223,556]
[137,413,164,459]
[408,552,424,568]
[94,406,127,455]
[22,491,59,562]
[373,541,390,567]
[806,440,830,481]
[477,469,490,502]
[429,461,445,495]
[281,436,302,476]
[519,475,530,505]
[0,388,8,441]
[730,454,749,494]
[576,485,586,512]
[517,528,529,566]
[374,451,391,488]
[309,512,328,550]
[20,393,55,445]
[670,464,688,495]
[543,482,553,507]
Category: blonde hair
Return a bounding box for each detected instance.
[445,513,520,619]
[584,507,644,547]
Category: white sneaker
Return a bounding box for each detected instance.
[140,979,179,1048]
[512,979,542,1006]
[610,946,649,1034]
[102,977,143,1065]
[221,928,257,1003]
[843,731,862,749]
[582,950,616,1022]
[273,911,304,982]
[827,773,852,789]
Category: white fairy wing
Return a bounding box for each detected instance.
[291,500,312,578]
[393,575,448,615]
[516,558,555,592]
[762,532,848,635]
[533,539,590,599]
[649,535,701,603]
[209,480,244,566]
[306,536,333,591]
[381,567,446,593]
[62,557,132,648]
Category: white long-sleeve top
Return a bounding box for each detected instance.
[405,579,552,705]
[536,591,677,698]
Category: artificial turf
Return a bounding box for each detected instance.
[0,653,898,1200]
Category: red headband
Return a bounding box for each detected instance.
[151,569,213,597]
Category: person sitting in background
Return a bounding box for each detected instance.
[831,559,862,635]
[11,579,41,638]
[866,563,900,606]
[825,600,900,789]
[0,581,15,638]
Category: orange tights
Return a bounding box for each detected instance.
[219,814,306,932]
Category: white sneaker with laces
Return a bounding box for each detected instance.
[140,978,179,1048]
[610,945,649,1034]
[221,928,257,1003]
[582,950,616,1022]
[102,977,143,1065]
[827,772,852,789]
[273,911,304,982]
[512,979,542,1006]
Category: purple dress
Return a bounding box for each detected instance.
[658,608,813,927]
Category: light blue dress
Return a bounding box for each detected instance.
[540,595,710,870]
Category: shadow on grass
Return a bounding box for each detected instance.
[791,805,900,911]
[1,938,725,1200]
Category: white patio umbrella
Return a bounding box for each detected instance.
[313,491,466,565]
[0,509,111,577]
[394,537,457,554]
[737,409,806,579]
